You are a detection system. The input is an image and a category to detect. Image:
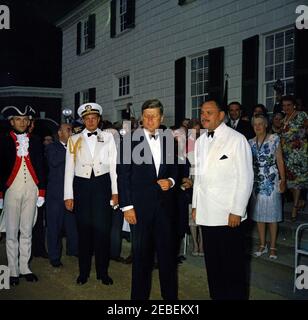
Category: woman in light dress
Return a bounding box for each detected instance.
[249,115,286,259]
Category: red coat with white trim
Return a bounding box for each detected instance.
[0,131,46,198]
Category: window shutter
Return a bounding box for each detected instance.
[174,57,186,127]
[88,14,96,49]
[74,92,80,118]
[110,0,116,38]
[76,22,81,55]
[126,0,136,29]
[208,47,224,106]
[241,35,259,116]
[89,87,96,102]
[294,28,308,108]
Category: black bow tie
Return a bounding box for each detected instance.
[87,131,97,137]
[207,131,215,138]
[149,134,158,140]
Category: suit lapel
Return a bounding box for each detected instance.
[158,132,166,178]
[206,127,227,166]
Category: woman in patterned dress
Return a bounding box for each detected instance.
[249,115,286,259]
[280,95,308,221]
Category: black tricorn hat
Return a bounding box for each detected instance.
[1,105,36,120]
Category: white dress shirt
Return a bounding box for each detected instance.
[144,129,161,176]
[231,118,239,129]
[83,129,97,158]
[60,141,67,149]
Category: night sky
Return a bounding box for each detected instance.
[0,1,89,89]
[4,0,86,23]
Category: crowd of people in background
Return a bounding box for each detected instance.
[0,93,307,300]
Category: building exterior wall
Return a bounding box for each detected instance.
[59,0,303,126]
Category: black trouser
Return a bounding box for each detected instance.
[110,208,124,259]
[32,205,47,256]
[130,212,178,300]
[46,199,78,262]
[73,173,112,279]
[201,222,248,300]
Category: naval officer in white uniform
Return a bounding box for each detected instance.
[64,102,118,285]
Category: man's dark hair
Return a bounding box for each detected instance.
[253,104,268,116]
[141,99,164,115]
[227,101,242,110]
[57,123,72,131]
[203,99,224,112]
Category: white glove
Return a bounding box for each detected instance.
[36,196,45,208]
[0,198,3,210]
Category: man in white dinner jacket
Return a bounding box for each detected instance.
[64,102,118,286]
[192,99,253,300]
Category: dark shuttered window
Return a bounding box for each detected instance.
[110,0,116,38]
[74,92,80,118]
[76,22,81,55]
[208,47,224,106]
[175,57,186,127]
[89,87,96,102]
[110,0,135,38]
[242,35,259,115]
[88,14,96,49]
[294,28,308,108]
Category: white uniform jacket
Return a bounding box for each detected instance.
[64,129,118,200]
[192,122,253,226]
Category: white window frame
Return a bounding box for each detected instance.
[82,89,90,103]
[80,18,91,53]
[113,71,132,100]
[260,26,295,112]
[186,51,209,119]
[117,0,128,34]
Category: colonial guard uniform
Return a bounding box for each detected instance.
[64,103,118,285]
[0,105,45,286]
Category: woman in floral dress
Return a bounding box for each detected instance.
[280,95,308,221]
[249,115,286,259]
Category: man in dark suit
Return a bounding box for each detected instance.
[45,123,78,268]
[117,99,178,300]
[226,101,254,140]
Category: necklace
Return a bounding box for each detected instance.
[283,110,296,129]
[256,134,267,153]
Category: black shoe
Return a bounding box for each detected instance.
[177,255,186,264]
[66,253,78,258]
[50,260,63,268]
[10,276,19,286]
[111,256,125,263]
[76,275,88,285]
[123,255,132,264]
[20,273,38,282]
[101,274,113,285]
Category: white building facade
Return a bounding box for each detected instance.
[57,0,308,126]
